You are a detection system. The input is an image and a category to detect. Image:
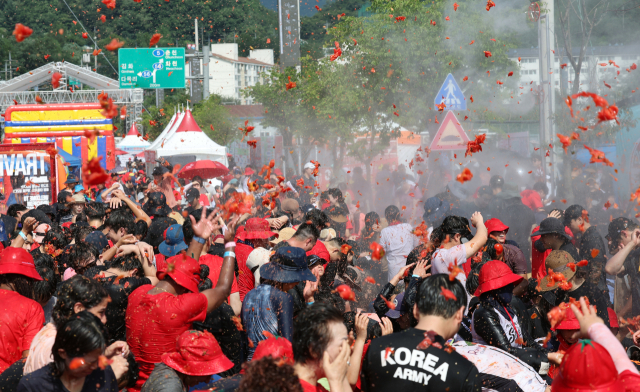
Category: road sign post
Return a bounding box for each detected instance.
[434,73,466,111]
[429,111,470,151]
[118,48,185,89]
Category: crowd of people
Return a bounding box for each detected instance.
[0,155,640,392]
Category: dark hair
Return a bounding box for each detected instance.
[133,220,148,239]
[53,275,109,328]
[533,182,549,195]
[85,202,106,221]
[197,264,213,291]
[73,225,94,245]
[385,205,402,223]
[0,273,37,299]
[7,204,27,218]
[68,242,99,275]
[293,303,344,364]
[74,212,88,224]
[327,188,344,204]
[52,311,109,376]
[237,357,302,392]
[304,209,329,231]
[465,252,492,296]
[416,274,467,318]
[182,218,194,245]
[105,209,135,235]
[33,265,57,304]
[43,228,68,251]
[110,254,144,277]
[291,222,319,242]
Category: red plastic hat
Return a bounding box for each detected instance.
[243,218,278,240]
[554,308,580,331]
[244,167,255,176]
[158,254,201,293]
[162,330,234,376]
[235,225,246,241]
[551,339,622,392]
[0,247,42,281]
[253,337,294,364]
[521,189,543,211]
[608,308,619,328]
[485,218,509,235]
[273,168,283,176]
[474,260,523,297]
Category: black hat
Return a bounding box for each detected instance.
[143,192,172,217]
[22,209,53,226]
[145,216,178,248]
[85,231,109,253]
[64,175,79,184]
[152,166,168,176]
[260,247,316,283]
[531,217,571,240]
[607,217,637,241]
[300,204,316,214]
[306,254,323,269]
[186,188,200,203]
[489,175,504,189]
[563,204,586,227]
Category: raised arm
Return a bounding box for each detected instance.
[111,189,152,226]
[464,212,488,258]
[605,231,639,275]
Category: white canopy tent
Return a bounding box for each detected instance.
[148,110,183,151]
[117,124,151,153]
[155,109,228,165]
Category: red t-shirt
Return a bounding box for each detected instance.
[125,285,208,392]
[199,254,239,301]
[299,379,330,392]
[0,289,45,373]
[235,243,255,302]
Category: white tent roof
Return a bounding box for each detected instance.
[117,124,151,152]
[155,109,227,165]
[148,111,183,151]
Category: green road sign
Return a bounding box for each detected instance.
[118,48,185,89]
[68,77,81,87]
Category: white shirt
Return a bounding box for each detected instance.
[380,223,420,280]
[432,244,467,286]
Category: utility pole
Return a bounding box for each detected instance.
[93,27,98,71]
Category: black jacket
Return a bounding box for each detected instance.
[473,305,549,374]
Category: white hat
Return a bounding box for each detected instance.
[246,247,272,286]
[303,162,315,170]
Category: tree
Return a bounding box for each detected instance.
[192,94,240,146]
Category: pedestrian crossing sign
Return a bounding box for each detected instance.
[434,73,466,111]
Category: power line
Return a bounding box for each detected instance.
[60,0,119,77]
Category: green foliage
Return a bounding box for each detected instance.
[0,0,278,79]
[192,94,240,146]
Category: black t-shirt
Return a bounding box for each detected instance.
[193,302,242,377]
[361,328,481,392]
[94,275,151,342]
[622,248,640,317]
[577,226,609,302]
[17,363,117,392]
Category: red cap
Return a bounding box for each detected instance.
[273,168,283,176]
[0,247,42,281]
[253,337,294,364]
[485,218,509,234]
[242,218,277,240]
[608,308,619,328]
[307,241,330,263]
[551,339,622,392]
[162,330,234,376]
[554,308,580,331]
[474,260,523,297]
[521,189,543,211]
[158,254,201,293]
[245,167,255,176]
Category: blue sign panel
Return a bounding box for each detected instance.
[434,73,466,111]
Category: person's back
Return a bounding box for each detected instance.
[242,284,294,360]
[126,284,207,391]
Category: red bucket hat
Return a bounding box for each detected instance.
[158,254,201,293]
[474,260,523,297]
[242,218,278,240]
[162,330,234,376]
[553,308,580,331]
[551,339,622,392]
[0,247,42,281]
[484,218,509,235]
[253,337,294,364]
[244,167,255,176]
